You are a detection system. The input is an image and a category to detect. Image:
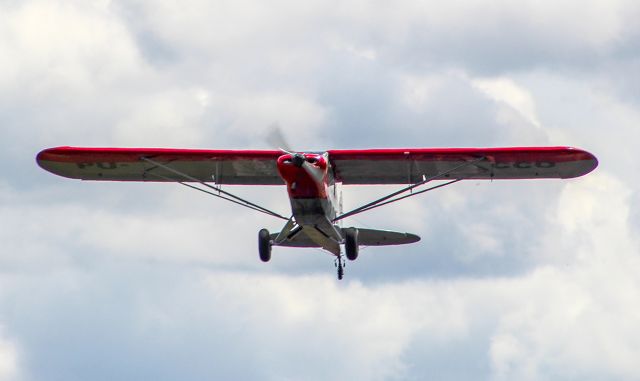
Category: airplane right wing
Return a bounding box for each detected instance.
[328,147,598,184]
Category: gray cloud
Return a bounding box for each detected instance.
[1,0,640,380]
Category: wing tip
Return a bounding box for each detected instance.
[35,147,57,173]
[406,233,421,243]
[563,147,598,178]
[36,147,93,180]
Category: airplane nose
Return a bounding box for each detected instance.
[292,153,306,167]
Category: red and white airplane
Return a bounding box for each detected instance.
[37,145,597,279]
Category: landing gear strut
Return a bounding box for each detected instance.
[335,255,345,280]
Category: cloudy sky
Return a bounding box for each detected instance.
[1,0,640,379]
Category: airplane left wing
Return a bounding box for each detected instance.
[37,147,285,185]
[328,147,598,184]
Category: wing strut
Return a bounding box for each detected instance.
[334,157,485,222]
[141,157,289,221]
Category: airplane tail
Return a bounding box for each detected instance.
[270,227,420,248]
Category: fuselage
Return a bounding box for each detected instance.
[276,152,342,253]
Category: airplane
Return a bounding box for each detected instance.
[37,145,598,279]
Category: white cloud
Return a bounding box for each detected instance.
[113,88,209,147]
[0,328,19,381]
[488,265,640,381]
[473,77,541,128]
[217,92,329,148]
[399,72,453,113]
[2,0,640,379]
[0,0,143,95]
[485,171,640,380]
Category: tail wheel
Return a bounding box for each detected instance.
[258,228,272,262]
[345,228,359,261]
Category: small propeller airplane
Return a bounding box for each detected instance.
[37,144,597,279]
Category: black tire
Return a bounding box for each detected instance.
[345,228,358,261]
[258,228,272,262]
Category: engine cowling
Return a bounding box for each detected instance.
[276,153,328,199]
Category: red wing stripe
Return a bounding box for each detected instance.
[328,147,596,163]
[37,146,282,163]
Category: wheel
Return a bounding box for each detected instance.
[345,228,358,261]
[258,228,272,262]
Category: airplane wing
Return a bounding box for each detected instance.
[38,146,598,185]
[37,146,285,185]
[327,147,598,184]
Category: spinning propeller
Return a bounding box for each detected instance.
[267,125,325,183]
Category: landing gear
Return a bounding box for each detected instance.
[344,228,359,261]
[335,255,345,280]
[258,228,272,262]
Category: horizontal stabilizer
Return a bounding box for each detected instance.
[271,227,420,248]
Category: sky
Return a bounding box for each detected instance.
[1,0,640,380]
